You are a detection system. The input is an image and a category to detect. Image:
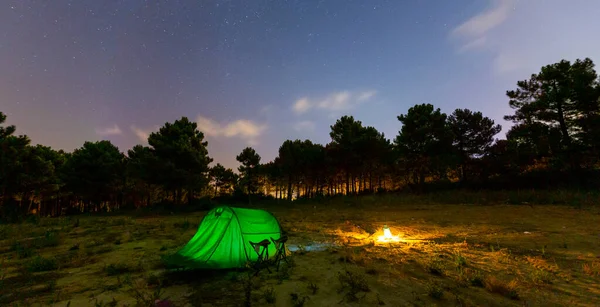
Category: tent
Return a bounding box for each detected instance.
[164,206,284,270]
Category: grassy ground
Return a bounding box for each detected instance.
[1,194,599,306]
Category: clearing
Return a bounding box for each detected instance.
[1,196,599,306]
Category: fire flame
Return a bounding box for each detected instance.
[377,225,400,242]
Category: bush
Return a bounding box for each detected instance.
[34,230,60,248]
[105,263,132,276]
[12,242,35,259]
[454,252,467,268]
[0,225,9,240]
[427,283,444,299]
[173,219,191,230]
[26,256,58,272]
[484,276,519,300]
[263,287,276,303]
[337,270,370,302]
[530,269,554,284]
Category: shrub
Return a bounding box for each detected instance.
[290,292,309,307]
[263,287,276,303]
[484,276,519,300]
[307,281,319,294]
[34,230,60,248]
[26,256,58,272]
[174,219,191,230]
[454,252,467,268]
[530,269,554,284]
[338,270,370,302]
[13,242,35,259]
[583,261,600,277]
[0,225,9,240]
[105,263,132,276]
[427,283,444,299]
[425,259,445,276]
[469,271,484,287]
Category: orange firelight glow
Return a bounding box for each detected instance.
[377,225,400,242]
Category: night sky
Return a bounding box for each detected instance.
[2,0,599,169]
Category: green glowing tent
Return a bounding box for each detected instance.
[164,206,284,270]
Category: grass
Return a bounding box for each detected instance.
[454,251,467,268]
[307,281,319,294]
[427,259,446,275]
[262,286,276,303]
[530,269,554,285]
[104,263,134,276]
[426,282,444,299]
[461,268,485,287]
[583,260,600,277]
[12,242,35,259]
[337,270,370,302]
[290,292,309,307]
[0,192,599,306]
[483,276,520,300]
[26,256,58,272]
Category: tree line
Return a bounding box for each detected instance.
[1,58,599,220]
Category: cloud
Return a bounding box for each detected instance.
[196,116,222,137]
[292,90,377,115]
[452,0,515,38]
[293,120,316,132]
[129,117,266,146]
[319,91,351,111]
[458,36,488,53]
[222,120,266,138]
[293,98,311,114]
[357,90,377,102]
[95,124,122,136]
[451,0,515,52]
[130,125,151,143]
[451,0,600,76]
[196,115,267,145]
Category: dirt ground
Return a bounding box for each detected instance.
[1,198,599,306]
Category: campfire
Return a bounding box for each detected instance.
[377,225,401,242]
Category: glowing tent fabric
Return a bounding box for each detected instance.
[164,206,283,270]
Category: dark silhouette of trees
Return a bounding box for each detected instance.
[505,58,600,170]
[236,147,261,201]
[146,117,213,205]
[277,139,304,200]
[448,108,502,184]
[1,57,599,219]
[394,103,454,189]
[1,112,35,219]
[126,144,159,208]
[61,141,125,212]
[209,163,238,196]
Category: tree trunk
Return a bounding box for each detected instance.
[555,89,579,170]
[0,186,5,209]
[287,175,292,201]
[27,195,34,214]
[345,171,350,195]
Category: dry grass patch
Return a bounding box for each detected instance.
[583,260,600,277]
[483,276,520,300]
[337,269,370,303]
[338,246,372,266]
